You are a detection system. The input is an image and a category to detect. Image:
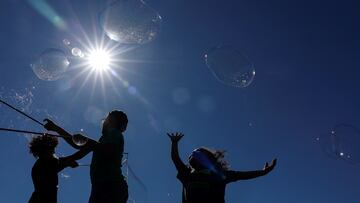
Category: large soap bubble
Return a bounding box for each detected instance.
[31,48,70,81]
[317,124,360,165]
[99,0,162,44]
[205,45,255,88]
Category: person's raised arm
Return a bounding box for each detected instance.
[226,159,277,182]
[167,132,187,172]
[44,119,98,149]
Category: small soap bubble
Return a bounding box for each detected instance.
[31,48,70,81]
[99,0,162,44]
[72,129,88,146]
[205,45,255,88]
[63,39,71,46]
[71,47,83,57]
[60,173,70,179]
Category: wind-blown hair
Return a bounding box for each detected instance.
[29,135,58,158]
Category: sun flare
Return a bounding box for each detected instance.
[87,49,111,71]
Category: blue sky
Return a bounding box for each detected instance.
[0,0,360,202]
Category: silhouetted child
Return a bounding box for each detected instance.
[44,110,129,203]
[28,135,92,203]
[168,132,277,203]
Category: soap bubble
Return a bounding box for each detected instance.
[60,173,70,179]
[72,129,88,147]
[317,124,360,165]
[205,45,255,88]
[31,48,70,81]
[63,39,71,46]
[99,0,162,44]
[71,47,83,57]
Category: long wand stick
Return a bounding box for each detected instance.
[0,99,44,126]
[0,127,61,137]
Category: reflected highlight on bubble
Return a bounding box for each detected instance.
[31,48,70,81]
[99,0,162,44]
[205,45,255,88]
[317,124,360,165]
[73,129,88,146]
[71,47,84,57]
[63,39,71,46]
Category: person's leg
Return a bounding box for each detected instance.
[28,192,38,203]
[108,180,128,203]
[89,181,128,203]
[89,185,101,203]
[29,190,57,203]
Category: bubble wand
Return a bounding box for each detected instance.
[0,99,87,145]
[0,99,44,127]
[0,127,60,136]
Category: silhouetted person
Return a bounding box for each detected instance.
[28,134,92,203]
[44,110,129,203]
[168,132,277,203]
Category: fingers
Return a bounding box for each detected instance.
[271,159,277,167]
[167,132,184,142]
[43,118,50,123]
[167,132,184,137]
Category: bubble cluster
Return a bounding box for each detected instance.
[31,48,70,81]
[205,45,255,88]
[317,124,360,165]
[99,0,162,44]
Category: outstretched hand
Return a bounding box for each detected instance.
[167,132,184,143]
[43,119,61,132]
[263,159,277,174]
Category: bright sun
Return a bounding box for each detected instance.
[87,49,111,71]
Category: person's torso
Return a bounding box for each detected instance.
[90,129,124,183]
[182,170,226,203]
[31,157,59,191]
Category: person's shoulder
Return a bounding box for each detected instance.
[34,157,59,169]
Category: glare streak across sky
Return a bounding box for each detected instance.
[27,0,67,30]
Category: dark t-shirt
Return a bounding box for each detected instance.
[177,167,240,203]
[30,157,68,203]
[90,128,124,184]
[31,157,67,191]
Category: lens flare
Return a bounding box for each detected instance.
[87,49,111,71]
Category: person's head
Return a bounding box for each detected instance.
[102,110,128,133]
[29,135,58,158]
[188,147,230,173]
